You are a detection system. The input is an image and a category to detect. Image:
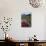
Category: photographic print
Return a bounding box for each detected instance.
[21,13,31,27]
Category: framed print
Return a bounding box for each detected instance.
[21,13,32,27]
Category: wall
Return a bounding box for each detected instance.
[44,15,46,40]
[0,0,46,40]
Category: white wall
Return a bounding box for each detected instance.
[0,0,46,40]
[44,15,46,40]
